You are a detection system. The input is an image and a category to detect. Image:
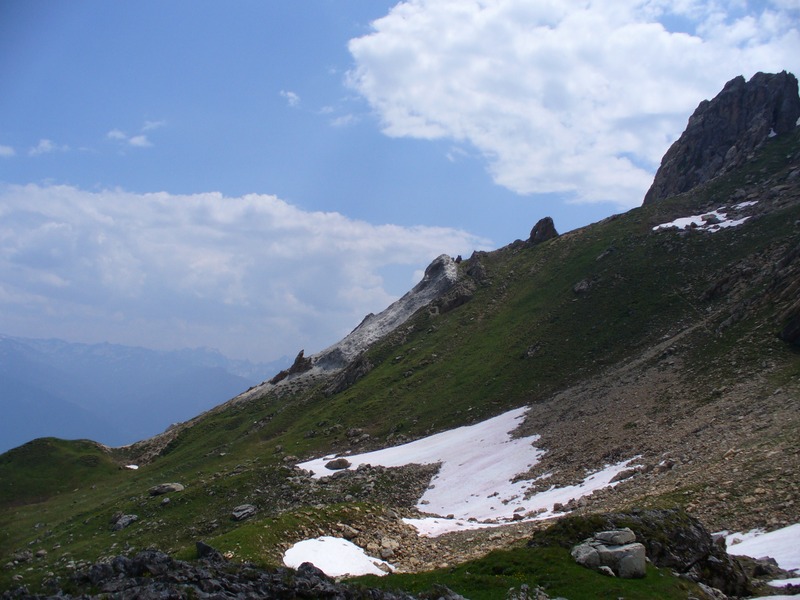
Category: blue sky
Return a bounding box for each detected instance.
[1,1,798,362]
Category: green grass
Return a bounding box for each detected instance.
[351,546,704,600]
[0,438,123,506]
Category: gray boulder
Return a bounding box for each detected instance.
[111,514,139,531]
[149,482,184,496]
[231,504,257,521]
[571,528,646,579]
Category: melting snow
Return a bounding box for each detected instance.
[725,523,800,574]
[283,536,393,577]
[652,201,758,233]
[297,406,638,536]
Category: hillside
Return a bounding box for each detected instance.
[1,77,799,598]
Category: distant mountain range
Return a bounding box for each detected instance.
[0,334,289,452]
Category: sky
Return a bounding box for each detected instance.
[0,0,798,363]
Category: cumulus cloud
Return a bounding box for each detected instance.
[348,0,800,206]
[0,145,15,158]
[0,184,488,361]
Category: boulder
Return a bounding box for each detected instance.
[571,528,646,579]
[531,509,751,597]
[325,457,351,470]
[149,482,184,496]
[231,504,257,521]
[644,71,800,204]
[111,514,138,531]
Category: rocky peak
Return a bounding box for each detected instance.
[643,70,800,204]
[527,217,559,245]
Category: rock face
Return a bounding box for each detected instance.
[527,217,559,245]
[571,528,646,578]
[644,71,800,204]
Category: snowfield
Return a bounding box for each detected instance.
[287,405,800,586]
[297,406,637,535]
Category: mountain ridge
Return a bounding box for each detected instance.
[0,335,290,452]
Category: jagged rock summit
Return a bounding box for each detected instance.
[527,216,559,246]
[643,70,800,204]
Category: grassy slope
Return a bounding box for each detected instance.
[352,546,704,600]
[1,130,798,593]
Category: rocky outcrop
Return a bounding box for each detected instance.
[288,254,460,376]
[644,71,800,204]
[530,509,751,597]
[571,528,646,578]
[1,549,416,599]
[269,350,313,384]
[527,217,559,246]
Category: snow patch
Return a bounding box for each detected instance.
[283,536,393,577]
[725,523,800,574]
[652,201,758,233]
[297,406,640,537]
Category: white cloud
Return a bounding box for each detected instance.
[127,135,152,147]
[0,184,489,361]
[107,120,163,147]
[280,90,301,107]
[0,145,15,158]
[348,0,800,207]
[28,139,68,156]
[142,119,166,131]
[330,114,357,127]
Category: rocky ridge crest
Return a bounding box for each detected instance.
[644,70,800,204]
